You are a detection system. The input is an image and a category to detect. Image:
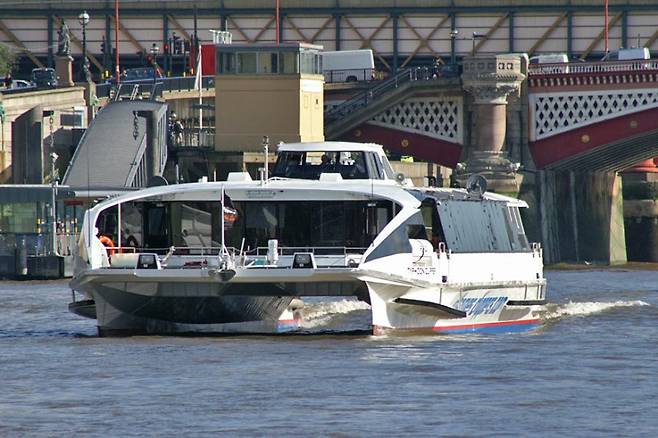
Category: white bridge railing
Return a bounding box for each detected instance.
[528,59,658,76]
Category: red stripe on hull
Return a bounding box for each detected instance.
[529,107,658,168]
[338,123,462,168]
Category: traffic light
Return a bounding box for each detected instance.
[101,39,106,54]
[163,43,169,55]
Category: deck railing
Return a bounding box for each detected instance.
[106,244,368,268]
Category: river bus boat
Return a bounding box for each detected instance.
[69,141,546,336]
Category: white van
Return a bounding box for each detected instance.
[322,49,375,83]
[529,53,569,73]
[604,47,650,61]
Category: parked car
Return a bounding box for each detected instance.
[31,68,58,88]
[13,79,33,88]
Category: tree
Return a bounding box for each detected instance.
[0,43,16,76]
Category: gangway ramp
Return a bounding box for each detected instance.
[63,100,168,189]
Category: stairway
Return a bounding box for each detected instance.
[324,67,458,139]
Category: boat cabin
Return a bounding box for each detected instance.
[272,142,396,180]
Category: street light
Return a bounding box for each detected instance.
[472,32,485,54]
[450,29,459,67]
[150,43,159,82]
[78,10,91,82]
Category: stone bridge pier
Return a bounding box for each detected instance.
[459,55,525,193]
[525,60,658,264]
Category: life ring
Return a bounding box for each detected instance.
[99,235,116,256]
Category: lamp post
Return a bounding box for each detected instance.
[450,29,459,69]
[78,10,90,82]
[150,43,159,82]
[471,32,485,54]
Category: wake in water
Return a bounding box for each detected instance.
[535,300,650,321]
[294,298,651,332]
[298,299,371,329]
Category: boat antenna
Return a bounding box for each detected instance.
[262,135,269,183]
[220,184,225,256]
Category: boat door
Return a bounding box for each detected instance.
[143,203,170,253]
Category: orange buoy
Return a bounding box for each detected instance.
[99,235,116,256]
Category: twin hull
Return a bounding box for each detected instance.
[71,250,545,336]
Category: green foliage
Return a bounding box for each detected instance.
[0,43,16,76]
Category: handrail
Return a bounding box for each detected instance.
[325,66,440,122]
[528,59,658,76]
[108,245,367,256]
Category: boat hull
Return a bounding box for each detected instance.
[366,280,545,336]
[71,276,300,336]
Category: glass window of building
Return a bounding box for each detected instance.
[300,52,315,74]
[258,52,278,73]
[217,53,236,74]
[280,52,299,73]
[237,53,257,73]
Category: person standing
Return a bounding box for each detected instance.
[4,72,12,88]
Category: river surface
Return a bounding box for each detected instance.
[1,270,657,436]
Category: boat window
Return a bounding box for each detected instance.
[505,206,530,251]
[364,211,423,262]
[371,153,386,179]
[437,200,530,253]
[143,204,169,253]
[120,203,143,250]
[97,206,118,244]
[244,203,278,249]
[229,200,395,251]
[419,198,446,249]
[172,202,220,251]
[272,150,371,179]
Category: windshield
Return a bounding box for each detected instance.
[272,150,371,179]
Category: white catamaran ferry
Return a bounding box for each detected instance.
[69,141,546,336]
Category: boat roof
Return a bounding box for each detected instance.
[85,178,527,219]
[277,141,385,154]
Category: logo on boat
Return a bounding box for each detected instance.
[407,265,436,276]
[461,296,507,316]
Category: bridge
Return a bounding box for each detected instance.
[3,54,658,267]
[319,56,658,265]
[3,0,658,78]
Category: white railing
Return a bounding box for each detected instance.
[106,245,367,269]
[528,59,658,76]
